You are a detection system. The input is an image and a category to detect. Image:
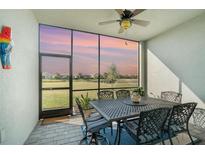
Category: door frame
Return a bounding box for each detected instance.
[39,53,73,119]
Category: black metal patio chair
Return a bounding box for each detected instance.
[98,90,114,100]
[161,91,182,103]
[116,89,139,122]
[97,90,114,135]
[123,108,170,145]
[76,98,110,145]
[192,108,205,128]
[164,102,197,145]
[116,89,131,99]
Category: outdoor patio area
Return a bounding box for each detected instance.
[1,9,205,147]
[25,115,205,145]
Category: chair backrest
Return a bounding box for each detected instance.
[161,91,182,103]
[137,108,170,139]
[116,90,131,99]
[98,90,114,100]
[192,108,205,128]
[168,102,197,128]
[75,98,88,129]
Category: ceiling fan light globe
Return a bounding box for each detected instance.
[120,19,132,29]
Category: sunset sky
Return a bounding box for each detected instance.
[40,25,138,76]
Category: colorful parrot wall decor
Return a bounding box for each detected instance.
[0,26,14,69]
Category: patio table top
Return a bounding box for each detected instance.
[90,97,177,122]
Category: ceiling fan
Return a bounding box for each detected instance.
[98,9,150,34]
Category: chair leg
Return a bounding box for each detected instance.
[118,125,122,145]
[103,128,106,134]
[88,133,101,145]
[93,133,98,145]
[161,132,165,145]
[114,122,121,145]
[79,136,88,145]
[187,129,194,145]
[96,132,110,145]
[168,131,174,145]
[110,123,113,136]
[161,136,165,145]
[81,125,87,136]
[105,137,110,145]
[89,134,94,145]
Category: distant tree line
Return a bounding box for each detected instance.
[42,64,138,82]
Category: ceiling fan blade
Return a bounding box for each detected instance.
[131,9,146,17]
[98,20,119,25]
[115,9,124,16]
[132,19,150,27]
[118,27,124,34]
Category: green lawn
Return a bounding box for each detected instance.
[42,79,137,110]
[42,90,69,110]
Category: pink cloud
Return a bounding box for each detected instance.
[74,46,98,55]
[73,31,98,48]
[40,31,138,54]
[73,36,138,51]
[40,33,71,46]
[74,39,98,48]
[74,46,133,58]
[100,36,138,51]
[100,49,125,57]
[73,55,98,75]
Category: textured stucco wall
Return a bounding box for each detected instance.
[0,10,38,144]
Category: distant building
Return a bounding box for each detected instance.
[42,72,53,79]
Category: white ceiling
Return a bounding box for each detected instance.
[32,9,205,41]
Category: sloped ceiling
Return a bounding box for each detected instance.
[32,9,205,41]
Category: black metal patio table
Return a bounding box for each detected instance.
[90,97,177,145]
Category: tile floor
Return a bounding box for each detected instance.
[25,115,205,145]
[25,115,83,145]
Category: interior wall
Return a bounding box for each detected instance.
[145,12,205,108]
[0,10,38,144]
